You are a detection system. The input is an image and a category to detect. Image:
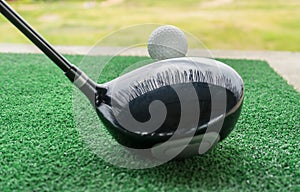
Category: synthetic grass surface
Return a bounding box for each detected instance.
[0,53,299,191]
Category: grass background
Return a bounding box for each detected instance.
[0,53,299,191]
[0,0,300,51]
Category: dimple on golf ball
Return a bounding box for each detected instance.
[148,25,188,60]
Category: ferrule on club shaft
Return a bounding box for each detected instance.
[65,64,100,105]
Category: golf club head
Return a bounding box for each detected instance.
[95,57,244,160]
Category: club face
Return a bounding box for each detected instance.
[95,57,244,159]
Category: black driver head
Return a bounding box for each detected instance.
[95,57,244,160]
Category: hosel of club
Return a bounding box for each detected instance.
[65,64,106,107]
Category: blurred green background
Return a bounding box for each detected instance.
[0,0,300,51]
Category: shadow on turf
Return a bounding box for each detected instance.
[89,143,258,189]
[135,145,249,187]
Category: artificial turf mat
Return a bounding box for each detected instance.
[0,53,299,191]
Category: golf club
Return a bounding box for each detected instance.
[0,0,244,160]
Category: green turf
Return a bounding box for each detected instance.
[0,53,299,191]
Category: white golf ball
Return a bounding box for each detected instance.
[148,25,188,60]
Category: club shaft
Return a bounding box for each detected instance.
[0,0,76,78]
[0,0,104,105]
[0,0,95,87]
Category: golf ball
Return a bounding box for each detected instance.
[148,25,188,60]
